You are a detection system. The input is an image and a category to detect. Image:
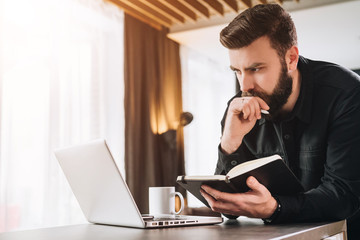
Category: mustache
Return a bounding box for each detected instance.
[241,91,254,97]
[241,90,269,106]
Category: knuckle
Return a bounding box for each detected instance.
[211,204,219,212]
[213,194,221,201]
[212,204,223,213]
[211,206,219,212]
[248,97,255,103]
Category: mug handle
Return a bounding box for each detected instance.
[174,192,184,215]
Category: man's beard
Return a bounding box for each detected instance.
[242,61,293,120]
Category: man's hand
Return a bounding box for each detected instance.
[221,97,269,154]
[200,176,277,218]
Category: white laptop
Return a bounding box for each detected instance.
[54,139,223,228]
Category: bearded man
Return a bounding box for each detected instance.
[200,4,360,239]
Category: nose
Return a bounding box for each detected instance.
[238,74,254,92]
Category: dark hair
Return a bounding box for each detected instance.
[220,4,297,58]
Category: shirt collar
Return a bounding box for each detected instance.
[258,55,313,125]
[292,56,313,124]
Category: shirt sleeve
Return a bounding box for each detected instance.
[215,91,255,175]
[274,86,360,224]
[215,144,255,175]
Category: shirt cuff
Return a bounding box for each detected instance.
[216,144,242,174]
[266,194,304,224]
[263,196,281,224]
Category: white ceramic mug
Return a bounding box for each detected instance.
[149,186,184,215]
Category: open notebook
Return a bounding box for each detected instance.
[54,139,223,228]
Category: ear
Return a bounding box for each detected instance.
[285,46,299,72]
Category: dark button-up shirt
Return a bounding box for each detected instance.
[215,56,360,238]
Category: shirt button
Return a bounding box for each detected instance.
[284,134,290,140]
[231,160,238,166]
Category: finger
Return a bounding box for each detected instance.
[229,98,244,113]
[242,105,250,119]
[254,100,261,119]
[201,185,239,203]
[201,189,239,214]
[239,98,247,119]
[200,188,216,207]
[201,185,222,200]
[242,97,261,120]
[255,97,270,111]
[248,102,256,121]
[246,176,267,193]
[200,188,226,213]
[211,200,237,214]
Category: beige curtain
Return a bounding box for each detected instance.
[124,14,184,213]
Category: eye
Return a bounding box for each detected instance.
[250,68,260,72]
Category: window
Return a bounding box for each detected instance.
[181,46,235,207]
[0,0,124,231]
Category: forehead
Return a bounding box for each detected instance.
[228,36,280,68]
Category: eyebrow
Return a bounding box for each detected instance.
[229,65,238,71]
[230,62,266,72]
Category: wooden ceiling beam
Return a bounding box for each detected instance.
[106,0,163,30]
[240,0,252,8]
[108,0,291,29]
[219,0,238,13]
[140,0,185,24]
[116,0,172,27]
[160,0,197,22]
[183,0,210,19]
[199,0,224,16]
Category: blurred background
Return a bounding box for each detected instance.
[0,0,359,232]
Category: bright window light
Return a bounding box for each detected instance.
[0,0,124,232]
